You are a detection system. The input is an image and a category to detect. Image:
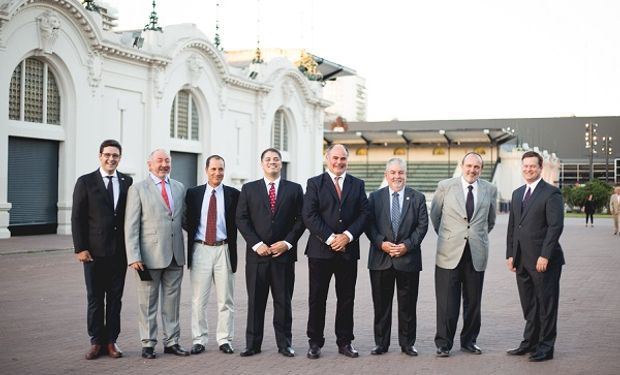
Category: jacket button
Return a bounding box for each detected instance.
[114,226,117,230]
[467,226,470,229]
[339,219,342,223]
[463,217,467,221]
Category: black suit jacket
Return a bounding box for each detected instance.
[366,186,428,272]
[302,172,369,260]
[71,169,133,257]
[506,179,565,270]
[236,179,305,264]
[185,184,240,272]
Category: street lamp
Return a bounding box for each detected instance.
[602,136,613,183]
[585,122,598,181]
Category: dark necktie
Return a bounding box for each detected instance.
[106,176,114,209]
[268,182,276,214]
[522,186,532,209]
[466,185,474,222]
[161,180,171,213]
[334,176,342,200]
[205,190,217,244]
[391,191,401,237]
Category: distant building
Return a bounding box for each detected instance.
[323,75,367,122]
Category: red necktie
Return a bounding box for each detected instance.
[161,180,171,212]
[268,182,276,214]
[205,190,217,244]
[334,176,342,200]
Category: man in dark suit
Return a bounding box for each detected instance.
[302,144,369,359]
[506,151,565,362]
[72,139,132,360]
[185,155,239,355]
[365,158,428,357]
[236,148,305,357]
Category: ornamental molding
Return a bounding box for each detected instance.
[36,9,60,54]
[87,51,102,94]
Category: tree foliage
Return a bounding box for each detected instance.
[562,180,614,213]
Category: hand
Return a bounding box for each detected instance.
[388,243,408,258]
[380,241,396,254]
[256,243,271,257]
[536,256,549,273]
[270,241,289,258]
[129,261,145,271]
[330,234,350,252]
[76,250,93,263]
[506,257,516,272]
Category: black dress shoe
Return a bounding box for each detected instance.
[461,343,482,354]
[436,347,450,357]
[338,344,359,358]
[307,345,321,359]
[219,343,234,354]
[278,347,295,357]
[164,344,190,356]
[401,345,418,356]
[507,346,534,356]
[141,347,156,359]
[370,346,388,355]
[190,344,205,355]
[240,347,261,357]
[529,350,554,362]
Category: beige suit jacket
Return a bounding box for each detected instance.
[610,194,620,215]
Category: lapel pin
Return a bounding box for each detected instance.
[406,197,410,200]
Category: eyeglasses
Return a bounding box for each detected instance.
[101,153,121,159]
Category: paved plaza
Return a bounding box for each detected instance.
[0,215,619,374]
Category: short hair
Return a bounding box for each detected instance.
[461,152,484,168]
[325,143,349,157]
[522,151,543,167]
[261,148,281,160]
[148,148,170,160]
[99,139,122,154]
[206,154,225,168]
[385,157,407,172]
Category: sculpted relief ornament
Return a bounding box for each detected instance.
[87,52,103,94]
[186,54,204,87]
[36,10,61,54]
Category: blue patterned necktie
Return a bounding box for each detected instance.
[391,191,401,237]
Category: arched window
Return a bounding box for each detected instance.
[9,58,61,125]
[169,90,199,140]
[271,109,288,151]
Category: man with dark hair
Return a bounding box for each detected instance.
[236,148,305,357]
[506,151,565,362]
[72,139,132,360]
[185,155,239,355]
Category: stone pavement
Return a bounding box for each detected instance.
[0,215,619,375]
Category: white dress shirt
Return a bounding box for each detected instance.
[195,183,227,242]
[100,167,119,210]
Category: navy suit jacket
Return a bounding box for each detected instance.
[185,184,240,272]
[302,172,369,260]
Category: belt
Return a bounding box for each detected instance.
[195,239,228,247]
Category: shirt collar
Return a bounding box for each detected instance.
[461,177,478,190]
[526,177,543,191]
[327,170,346,181]
[264,176,281,188]
[389,186,404,196]
[99,168,117,179]
[206,183,223,194]
[149,173,168,184]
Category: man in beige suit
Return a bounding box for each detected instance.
[125,149,189,359]
[610,185,620,235]
[430,152,497,357]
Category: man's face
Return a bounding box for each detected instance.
[461,154,483,184]
[521,156,542,184]
[99,146,121,175]
[262,151,282,179]
[615,187,620,195]
[147,150,171,179]
[206,158,225,187]
[385,162,406,192]
[326,145,348,176]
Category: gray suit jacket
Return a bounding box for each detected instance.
[430,177,497,271]
[125,176,186,269]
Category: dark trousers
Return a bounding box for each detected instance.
[83,252,127,345]
[370,267,419,349]
[516,261,562,354]
[307,256,357,348]
[585,213,594,224]
[245,261,295,350]
[434,244,484,350]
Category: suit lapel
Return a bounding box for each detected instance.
[146,177,170,213]
[92,170,113,209]
[340,174,351,204]
[400,187,412,223]
[116,172,129,212]
[273,180,286,215]
[259,180,272,214]
[454,179,468,218]
[323,173,340,203]
[473,181,485,218]
[520,181,545,223]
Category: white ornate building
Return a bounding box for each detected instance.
[0,0,330,238]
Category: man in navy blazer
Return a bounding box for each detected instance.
[302,144,369,359]
[506,151,565,362]
[72,139,132,360]
[365,158,428,357]
[236,148,305,357]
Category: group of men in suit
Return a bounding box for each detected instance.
[72,141,564,363]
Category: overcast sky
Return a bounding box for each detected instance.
[104,0,620,122]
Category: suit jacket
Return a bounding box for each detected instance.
[430,177,497,272]
[185,184,240,272]
[366,186,428,272]
[610,193,620,215]
[302,172,369,260]
[72,170,132,257]
[124,177,186,269]
[236,179,305,264]
[506,179,565,270]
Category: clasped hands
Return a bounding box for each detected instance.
[506,256,549,273]
[257,241,289,257]
[381,241,408,258]
[330,233,350,252]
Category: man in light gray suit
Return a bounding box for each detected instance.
[125,149,189,359]
[430,152,497,357]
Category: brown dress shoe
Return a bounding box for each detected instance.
[107,343,123,358]
[85,344,102,360]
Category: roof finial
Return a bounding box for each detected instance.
[144,0,163,32]
[252,0,263,64]
[214,1,223,51]
[82,0,99,13]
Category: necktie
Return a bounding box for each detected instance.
[466,185,474,222]
[268,182,276,214]
[205,190,217,244]
[391,191,401,237]
[334,176,342,200]
[161,180,171,213]
[106,176,114,209]
[522,186,532,209]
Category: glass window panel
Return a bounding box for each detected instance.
[46,69,60,125]
[9,62,22,120]
[24,58,44,123]
[169,97,176,137]
[282,114,288,151]
[272,111,282,149]
[190,96,199,140]
[177,91,189,139]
